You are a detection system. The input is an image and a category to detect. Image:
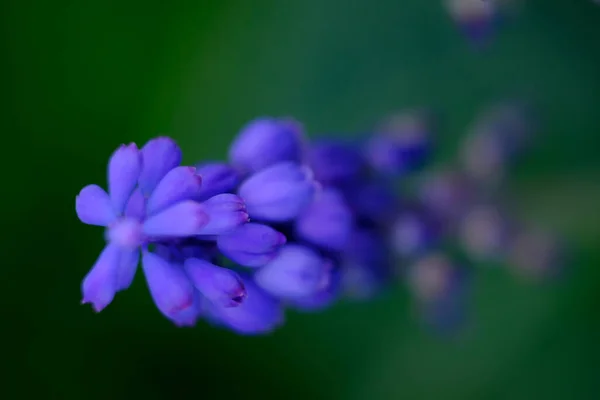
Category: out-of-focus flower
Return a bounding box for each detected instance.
[229,118,305,175]
[458,204,514,262]
[217,222,287,267]
[308,139,365,184]
[206,275,284,335]
[391,208,437,260]
[194,162,241,201]
[238,162,319,222]
[295,188,354,251]
[508,228,564,281]
[367,110,433,175]
[418,169,475,231]
[445,0,499,47]
[408,253,470,334]
[255,244,332,300]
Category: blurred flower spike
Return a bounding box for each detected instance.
[76,105,563,335]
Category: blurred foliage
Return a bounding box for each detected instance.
[3,0,600,399]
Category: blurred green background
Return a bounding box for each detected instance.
[4,0,600,398]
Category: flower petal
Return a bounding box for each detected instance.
[146,166,203,216]
[81,244,121,312]
[142,250,196,318]
[184,258,246,308]
[124,187,146,220]
[108,143,142,215]
[116,249,139,291]
[138,137,182,196]
[75,184,117,226]
[142,201,209,237]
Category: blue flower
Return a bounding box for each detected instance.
[295,188,354,251]
[217,222,287,267]
[77,140,209,312]
[206,275,284,335]
[229,118,306,175]
[366,111,432,175]
[307,139,365,184]
[254,244,333,300]
[238,162,319,222]
[194,162,241,201]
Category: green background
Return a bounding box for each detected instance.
[4,0,600,398]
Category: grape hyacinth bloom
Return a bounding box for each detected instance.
[76,143,208,312]
[366,110,433,175]
[229,117,306,175]
[445,0,500,48]
[76,106,561,336]
[238,162,319,222]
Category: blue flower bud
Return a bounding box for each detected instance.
[217,223,287,267]
[367,111,432,175]
[238,162,318,222]
[229,118,305,174]
[295,188,353,251]
[196,193,249,236]
[195,162,241,201]
[255,244,332,300]
[207,275,284,335]
[184,258,246,307]
[307,140,365,184]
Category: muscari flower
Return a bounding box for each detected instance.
[238,161,319,222]
[366,110,433,175]
[229,117,306,175]
[76,139,248,319]
[445,0,500,48]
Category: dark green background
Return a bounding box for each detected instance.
[4,0,600,398]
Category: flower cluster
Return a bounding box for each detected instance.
[76,103,562,335]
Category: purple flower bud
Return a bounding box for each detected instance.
[367,111,432,175]
[217,223,286,267]
[195,162,241,201]
[291,269,341,312]
[108,143,142,215]
[341,178,397,223]
[255,244,332,299]
[458,204,513,262]
[142,250,199,324]
[307,140,364,184]
[418,170,475,229]
[238,162,318,222]
[391,209,437,259]
[142,201,209,237]
[184,258,246,307]
[76,184,117,227]
[508,228,564,282]
[138,137,182,196]
[229,118,305,174]
[146,166,203,216]
[341,229,391,299]
[295,188,353,251]
[208,276,284,335]
[445,0,498,48]
[408,254,469,334]
[196,194,249,236]
[169,291,203,327]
